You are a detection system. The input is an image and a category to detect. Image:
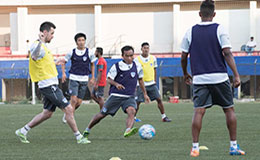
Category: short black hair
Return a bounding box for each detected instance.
[96,47,103,56]
[200,0,215,18]
[141,42,149,48]
[40,21,56,32]
[251,37,254,39]
[74,33,86,42]
[121,45,134,56]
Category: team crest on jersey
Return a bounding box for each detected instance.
[131,72,136,78]
[150,63,153,66]
[83,56,87,61]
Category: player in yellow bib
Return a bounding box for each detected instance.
[15,22,90,144]
[134,42,171,122]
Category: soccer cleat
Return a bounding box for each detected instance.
[62,113,67,124]
[190,149,200,157]
[82,130,90,138]
[124,127,138,137]
[15,129,30,144]
[162,117,172,122]
[77,137,91,144]
[135,118,142,122]
[229,145,246,155]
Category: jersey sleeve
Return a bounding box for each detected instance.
[107,64,117,80]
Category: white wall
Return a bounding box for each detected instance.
[27,13,94,54]
[179,9,250,52]
[101,12,173,55]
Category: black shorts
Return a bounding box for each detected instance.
[136,84,161,102]
[101,95,137,116]
[192,80,234,108]
[68,80,88,99]
[92,86,104,98]
[40,85,69,112]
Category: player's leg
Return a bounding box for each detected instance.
[134,86,144,122]
[83,95,120,138]
[15,108,53,143]
[63,80,79,123]
[212,80,245,155]
[148,84,171,122]
[123,97,138,137]
[190,84,212,157]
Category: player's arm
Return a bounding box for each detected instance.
[107,64,124,90]
[138,78,150,104]
[31,32,47,61]
[181,28,192,85]
[107,77,125,90]
[95,64,103,90]
[90,62,95,85]
[154,56,158,83]
[223,48,240,88]
[61,63,66,83]
[181,52,192,85]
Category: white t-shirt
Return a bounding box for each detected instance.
[246,40,256,48]
[30,41,59,88]
[107,60,143,97]
[65,48,97,82]
[181,22,231,84]
[134,55,157,86]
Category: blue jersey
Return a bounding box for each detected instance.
[189,23,227,76]
[69,48,91,75]
[109,61,138,96]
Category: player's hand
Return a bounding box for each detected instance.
[233,75,241,88]
[89,78,95,86]
[144,94,151,104]
[184,73,192,85]
[62,73,66,83]
[55,58,66,65]
[115,83,125,90]
[94,84,98,91]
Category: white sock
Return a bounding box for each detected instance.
[192,143,199,151]
[161,114,166,119]
[74,131,83,140]
[230,140,237,149]
[125,128,131,133]
[20,124,31,135]
[134,117,136,120]
[85,128,91,133]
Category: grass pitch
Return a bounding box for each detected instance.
[0,102,258,160]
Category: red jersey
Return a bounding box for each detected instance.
[97,57,107,86]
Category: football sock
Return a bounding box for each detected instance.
[85,128,91,133]
[125,128,131,133]
[21,124,31,135]
[230,140,237,149]
[161,114,166,119]
[74,131,83,140]
[192,143,199,151]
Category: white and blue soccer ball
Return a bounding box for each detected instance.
[138,124,156,140]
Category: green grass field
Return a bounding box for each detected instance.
[0,102,258,160]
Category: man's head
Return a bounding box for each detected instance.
[121,45,134,64]
[141,42,150,57]
[39,21,56,43]
[74,33,86,49]
[199,0,215,20]
[250,37,254,41]
[95,47,103,58]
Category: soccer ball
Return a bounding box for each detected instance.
[138,124,156,140]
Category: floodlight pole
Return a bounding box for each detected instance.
[254,59,257,101]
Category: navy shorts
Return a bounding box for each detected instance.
[101,95,137,116]
[40,85,69,112]
[68,79,88,99]
[136,84,161,102]
[192,80,234,108]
